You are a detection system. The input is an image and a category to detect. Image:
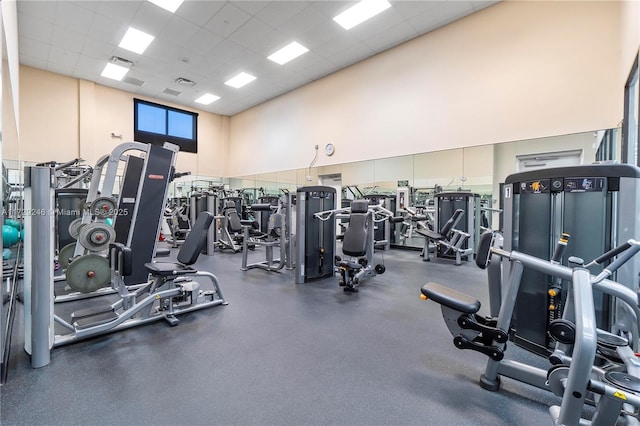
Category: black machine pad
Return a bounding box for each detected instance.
[421,282,481,314]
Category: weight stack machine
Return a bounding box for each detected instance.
[295,186,336,284]
[190,191,218,255]
[503,163,640,356]
[433,192,480,260]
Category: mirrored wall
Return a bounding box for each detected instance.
[227,129,617,207]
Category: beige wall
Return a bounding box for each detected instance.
[14,66,228,177]
[228,1,626,177]
[621,0,640,84]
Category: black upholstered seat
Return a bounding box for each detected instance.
[144,212,214,277]
[342,200,369,257]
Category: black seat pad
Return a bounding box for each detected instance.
[415,228,445,240]
[144,262,196,277]
[421,282,481,314]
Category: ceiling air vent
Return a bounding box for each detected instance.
[162,88,182,96]
[175,77,196,87]
[123,77,145,87]
[110,56,134,67]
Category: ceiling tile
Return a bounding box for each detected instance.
[183,28,225,57]
[17,14,54,44]
[254,1,309,28]
[158,15,201,46]
[203,3,252,38]
[88,12,128,44]
[70,1,101,13]
[227,18,277,54]
[471,1,500,11]
[55,1,95,34]
[176,0,226,26]
[73,55,104,78]
[18,1,57,23]
[51,27,86,54]
[234,1,270,16]
[326,42,373,68]
[18,37,51,62]
[362,22,418,53]
[392,1,444,20]
[313,32,360,59]
[132,1,174,36]
[275,5,326,38]
[309,1,353,19]
[97,1,142,22]
[408,1,475,32]
[81,37,117,61]
[21,54,49,70]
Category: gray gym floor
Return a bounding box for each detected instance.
[2,246,560,425]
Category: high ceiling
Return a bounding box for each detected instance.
[18,1,498,116]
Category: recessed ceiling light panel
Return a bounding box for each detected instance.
[333,0,391,30]
[195,93,221,105]
[147,0,184,13]
[225,72,256,89]
[101,63,129,81]
[268,42,309,65]
[119,27,155,54]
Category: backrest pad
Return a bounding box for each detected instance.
[177,212,214,265]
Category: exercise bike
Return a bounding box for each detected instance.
[421,231,640,425]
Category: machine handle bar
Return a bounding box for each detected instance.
[588,240,635,267]
[551,233,571,264]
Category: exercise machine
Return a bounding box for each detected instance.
[189,191,218,256]
[241,193,295,272]
[57,142,179,298]
[295,186,336,284]
[314,199,403,292]
[422,233,640,425]
[417,191,480,264]
[216,199,260,253]
[24,168,227,368]
[417,208,470,265]
[503,164,640,355]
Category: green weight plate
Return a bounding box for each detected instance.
[77,222,116,252]
[90,197,117,218]
[66,254,111,293]
[68,218,86,240]
[58,243,78,269]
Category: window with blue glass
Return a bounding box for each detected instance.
[134,99,198,153]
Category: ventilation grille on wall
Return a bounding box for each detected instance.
[162,88,182,96]
[175,77,196,87]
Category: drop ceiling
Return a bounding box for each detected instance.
[18,1,498,116]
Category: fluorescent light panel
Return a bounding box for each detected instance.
[101,63,129,81]
[333,0,392,30]
[195,93,220,105]
[225,72,256,88]
[268,42,309,65]
[147,0,184,13]
[119,27,155,54]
